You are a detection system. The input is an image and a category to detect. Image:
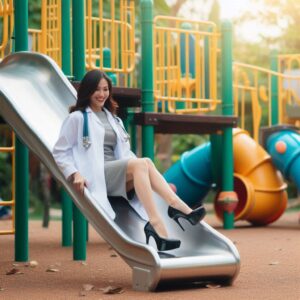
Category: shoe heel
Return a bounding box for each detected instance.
[174,217,185,231]
[159,240,166,251]
[144,222,181,251]
[145,232,150,244]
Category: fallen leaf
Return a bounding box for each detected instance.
[82,284,94,291]
[25,260,38,268]
[101,286,124,294]
[12,263,20,267]
[6,268,23,275]
[110,253,118,257]
[81,262,87,266]
[206,284,221,289]
[269,261,279,265]
[46,268,59,272]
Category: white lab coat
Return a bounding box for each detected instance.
[52,106,148,220]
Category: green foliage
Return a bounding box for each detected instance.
[233,0,300,65]
[153,0,170,16]
[28,0,42,29]
[171,134,208,162]
[0,152,12,201]
[208,0,220,26]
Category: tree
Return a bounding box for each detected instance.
[166,0,214,19]
[233,0,300,65]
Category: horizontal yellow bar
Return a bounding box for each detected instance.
[155,96,222,103]
[234,62,300,79]
[0,201,14,206]
[0,146,15,152]
[233,84,257,91]
[154,15,217,28]
[28,28,42,34]
[0,230,15,235]
[155,26,219,37]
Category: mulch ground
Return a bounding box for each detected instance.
[0,211,300,300]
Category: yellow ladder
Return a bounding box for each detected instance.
[0,128,15,235]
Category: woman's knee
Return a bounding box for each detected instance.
[129,158,149,174]
[143,157,157,171]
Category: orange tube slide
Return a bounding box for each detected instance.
[215,129,287,225]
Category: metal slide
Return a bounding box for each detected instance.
[0,52,240,291]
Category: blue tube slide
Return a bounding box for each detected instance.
[266,129,300,191]
[164,142,213,207]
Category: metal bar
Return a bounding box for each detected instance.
[60,0,72,247]
[221,20,234,230]
[141,0,154,160]
[72,0,87,261]
[14,0,29,262]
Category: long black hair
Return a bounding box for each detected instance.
[69,69,118,114]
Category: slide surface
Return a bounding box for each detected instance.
[0,52,240,291]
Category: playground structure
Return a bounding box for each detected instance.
[0,51,240,291]
[233,59,300,141]
[0,0,299,292]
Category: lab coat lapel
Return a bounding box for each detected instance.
[86,106,102,126]
[103,108,122,140]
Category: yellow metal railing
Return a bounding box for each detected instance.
[0,0,14,59]
[41,0,61,65]
[277,54,300,125]
[28,28,42,53]
[233,62,300,141]
[29,0,61,66]
[85,0,136,86]
[0,128,15,235]
[153,16,221,114]
[278,54,300,73]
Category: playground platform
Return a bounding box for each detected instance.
[0,210,299,300]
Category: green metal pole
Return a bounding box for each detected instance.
[270,49,279,125]
[60,189,72,246]
[60,0,73,247]
[103,48,117,85]
[141,0,154,160]
[61,0,71,76]
[72,0,85,80]
[221,21,235,229]
[210,133,222,187]
[14,0,29,262]
[129,112,137,153]
[72,0,86,260]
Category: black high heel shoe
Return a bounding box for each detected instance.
[144,222,181,251]
[168,206,206,231]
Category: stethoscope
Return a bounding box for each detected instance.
[82,110,130,149]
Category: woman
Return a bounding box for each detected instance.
[53,70,205,251]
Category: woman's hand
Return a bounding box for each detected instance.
[71,172,87,195]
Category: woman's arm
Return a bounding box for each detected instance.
[69,171,87,195]
[52,114,80,180]
[53,114,87,194]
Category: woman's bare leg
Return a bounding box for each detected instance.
[126,159,168,238]
[143,158,193,215]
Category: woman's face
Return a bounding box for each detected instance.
[89,78,110,112]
